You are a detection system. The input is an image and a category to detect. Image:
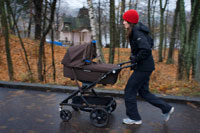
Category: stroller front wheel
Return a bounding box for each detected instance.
[110,100,117,112]
[90,108,109,127]
[60,109,72,122]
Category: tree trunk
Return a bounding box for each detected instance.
[192,31,199,79]
[164,9,169,59]
[115,3,120,63]
[186,0,200,79]
[121,0,126,48]
[42,0,48,83]
[6,2,14,34]
[51,29,56,82]
[195,30,200,81]
[6,0,33,79]
[128,0,138,10]
[148,0,151,32]
[158,0,168,62]
[87,0,105,63]
[151,0,157,40]
[27,0,33,38]
[56,0,61,31]
[166,0,180,64]
[33,0,43,40]
[98,0,102,48]
[134,0,139,10]
[115,3,120,48]
[0,0,14,81]
[128,0,132,9]
[103,16,108,46]
[177,0,187,80]
[37,0,57,81]
[109,0,116,64]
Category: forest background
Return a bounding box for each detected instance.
[0,0,200,97]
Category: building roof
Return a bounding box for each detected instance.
[63,7,91,32]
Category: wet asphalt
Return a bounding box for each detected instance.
[0,87,200,133]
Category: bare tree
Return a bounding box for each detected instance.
[51,29,56,82]
[186,0,200,79]
[177,0,187,80]
[167,0,180,64]
[97,0,102,47]
[27,0,33,38]
[109,0,116,64]
[158,0,168,62]
[87,0,105,63]
[163,9,169,59]
[0,0,14,81]
[195,31,200,81]
[121,0,126,48]
[147,0,151,32]
[151,0,157,40]
[33,0,43,40]
[37,0,57,81]
[6,0,33,79]
[129,0,139,9]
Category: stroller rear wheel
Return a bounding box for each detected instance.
[60,109,72,122]
[90,108,109,127]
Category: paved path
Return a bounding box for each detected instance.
[0,87,200,133]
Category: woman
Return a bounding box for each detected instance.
[122,9,174,125]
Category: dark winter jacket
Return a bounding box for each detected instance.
[129,22,155,71]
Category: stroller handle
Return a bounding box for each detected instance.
[114,60,136,71]
[117,60,132,67]
[118,63,136,70]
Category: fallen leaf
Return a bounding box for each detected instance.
[187,102,198,109]
[0,126,7,129]
[8,117,15,121]
[35,118,45,122]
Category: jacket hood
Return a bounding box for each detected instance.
[133,22,150,33]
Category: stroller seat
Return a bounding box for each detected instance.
[63,62,120,85]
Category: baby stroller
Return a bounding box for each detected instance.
[59,41,134,127]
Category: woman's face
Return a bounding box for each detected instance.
[123,20,130,29]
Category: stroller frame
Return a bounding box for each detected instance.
[59,60,134,127]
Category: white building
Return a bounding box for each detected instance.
[58,7,92,46]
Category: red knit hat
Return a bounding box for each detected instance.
[123,9,139,24]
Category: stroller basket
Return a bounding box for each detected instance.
[72,96,116,112]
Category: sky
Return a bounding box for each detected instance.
[63,0,191,11]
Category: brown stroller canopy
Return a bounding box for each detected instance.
[62,43,120,84]
[62,43,96,68]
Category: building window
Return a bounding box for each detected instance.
[65,37,68,42]
[63,22,70,31]
[81,32,85,41]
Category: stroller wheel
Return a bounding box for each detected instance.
[60,109,72,122]
[110,100,117,112]
[90,108,109,127]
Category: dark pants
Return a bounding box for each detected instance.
[124,70,172,120]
